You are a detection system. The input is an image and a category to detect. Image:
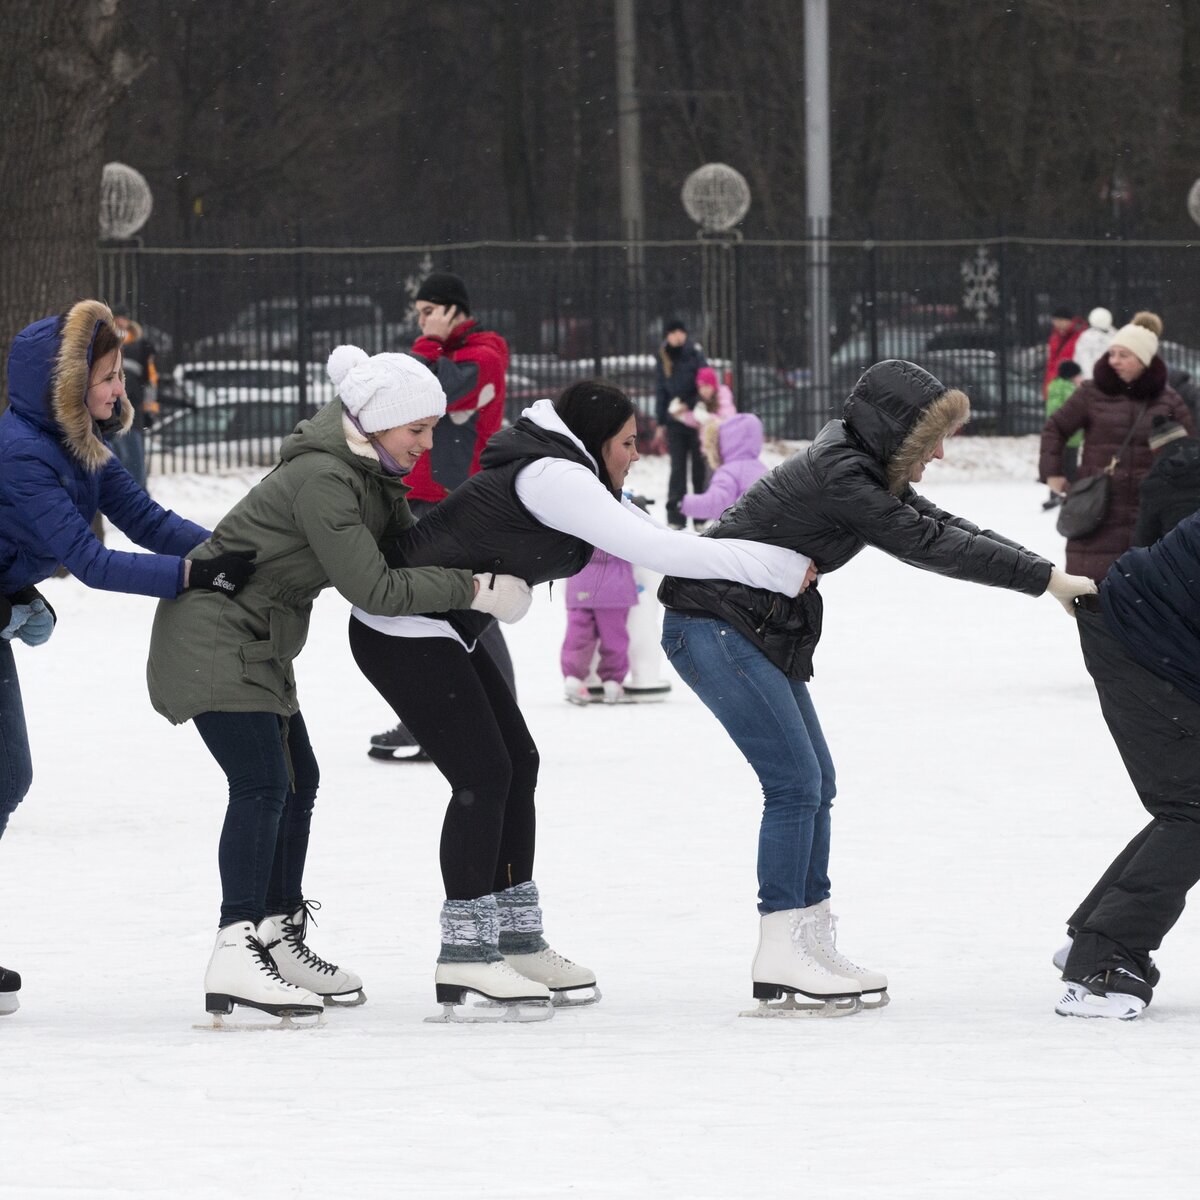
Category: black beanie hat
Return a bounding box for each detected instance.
[415,272,471,315]
[1057,360,1082,379]
[664,318,687,335]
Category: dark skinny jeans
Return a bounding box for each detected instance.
[193,709,318,929]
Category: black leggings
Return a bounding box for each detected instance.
[349,617,539,901]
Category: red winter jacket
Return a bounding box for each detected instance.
[1042,317,1087,398]
[1039,355,1196,580]
[405,320,509,503]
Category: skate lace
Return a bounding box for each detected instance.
[282,899,338,977]
[247,931,289,982]
[817,912,867,973]
[537,947,575,969]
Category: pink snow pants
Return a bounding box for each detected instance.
[560,607,631,683]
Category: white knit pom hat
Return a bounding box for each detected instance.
[326,345,446,433]
[1108,323,1159,367]
[1087,306,1113,332]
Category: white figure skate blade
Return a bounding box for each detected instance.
[424,999,554,1024]
[739,995,862,1019]
[323,989,367,1007]
[194,1010,327,1032]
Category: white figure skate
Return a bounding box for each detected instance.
[258,902,365,1006]
[425,960,554,1024]
[742,908,862,1018]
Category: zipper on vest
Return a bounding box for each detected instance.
[754,600,777,635]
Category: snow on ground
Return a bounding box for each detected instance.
[4,435,1199,1199]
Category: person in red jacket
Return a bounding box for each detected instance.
[1043,306,1088,400]
[403,272,509,504]
[368,272,515,761]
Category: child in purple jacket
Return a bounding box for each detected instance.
[560,548,639,704]
[679,412,769,524]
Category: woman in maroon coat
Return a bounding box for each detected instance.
[1040,312,1195,581]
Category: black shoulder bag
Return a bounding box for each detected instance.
[1056,403,1147,540]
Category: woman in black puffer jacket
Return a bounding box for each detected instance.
[659,358,1095,1016]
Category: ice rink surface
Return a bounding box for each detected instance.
[4,436,1198,1198]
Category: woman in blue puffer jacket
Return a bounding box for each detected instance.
[0,298,254,1016]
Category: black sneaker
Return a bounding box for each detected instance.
[0,966,20,1015]
[367,722,430,762]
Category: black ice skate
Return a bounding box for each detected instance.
[1055,966,1152,1021]
[0,966,20,1016]
[367,721,430,762]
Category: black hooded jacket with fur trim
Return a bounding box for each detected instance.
[659,359,1054,680]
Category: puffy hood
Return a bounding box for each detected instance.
[841,359,970,495]
[5,299,132,473]
[715,412,763,463]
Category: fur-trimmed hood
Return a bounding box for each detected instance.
[5,299,131,473]
[842,359,970,495]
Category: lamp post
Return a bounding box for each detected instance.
[682,163,751,381]
[98,162,153,312]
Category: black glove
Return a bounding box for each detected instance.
[187,551,257,596]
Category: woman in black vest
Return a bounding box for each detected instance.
[349,381,812,1020]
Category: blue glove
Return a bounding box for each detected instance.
[16,599,54,646]
[1,603,33,641]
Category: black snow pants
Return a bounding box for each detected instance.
[1064,598,1200,983]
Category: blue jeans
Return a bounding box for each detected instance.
[661,612,836,914]
[0,640,34,839]
[193,710,319,928]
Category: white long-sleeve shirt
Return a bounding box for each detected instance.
[353,399,809,643]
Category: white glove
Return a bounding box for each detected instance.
[469,573,532,624]
[1046,567,1097,615]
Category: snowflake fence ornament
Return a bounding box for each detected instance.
[99,163,153,240]
[960,246,1000,325]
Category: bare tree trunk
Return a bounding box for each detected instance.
[0,0,132,406]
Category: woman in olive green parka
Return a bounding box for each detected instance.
[147,348,531,1023]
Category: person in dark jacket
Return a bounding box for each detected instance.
[368,271,515,762]
[0,299,250,1016]
[1054,506,1200,1020]
[655,319,708,528]
[349,381,810,1019]
[1132,416,1200,546]
[1040,311,1195,580]
[658,359,1097,1017]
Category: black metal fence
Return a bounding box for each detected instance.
[98,236,1200,473]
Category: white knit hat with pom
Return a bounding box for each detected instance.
[327,345,446,433]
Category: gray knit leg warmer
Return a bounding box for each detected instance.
[495,880,550,955]
[437,896,503,964]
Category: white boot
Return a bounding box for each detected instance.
[258,901,365,1006]
[505,948,600,1005]
[809,899,889,1007]
[204,921,323,1020]
[745,908,862,1017]
[601,680,624,705]
[427,897,553,1023]
[563,676,591,706]
[495,879,600,1006]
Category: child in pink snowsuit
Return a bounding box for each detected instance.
[560,548,639,704]
[668,365,736,427]
[679,412,769,523]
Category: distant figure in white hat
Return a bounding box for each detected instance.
[1073,306,1115,381]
